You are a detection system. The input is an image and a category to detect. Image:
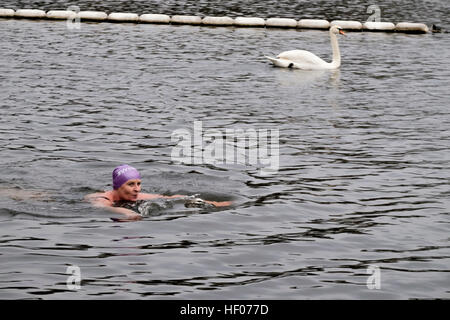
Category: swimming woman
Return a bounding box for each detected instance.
[85,164,231,221]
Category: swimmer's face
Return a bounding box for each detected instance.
[117,179,141,201]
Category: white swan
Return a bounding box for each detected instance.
[266,25,346,70]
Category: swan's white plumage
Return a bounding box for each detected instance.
[278,50,329,66]
[266,25,345,70]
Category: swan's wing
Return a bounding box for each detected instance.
[277,50,327,66]
[265,56,294,68]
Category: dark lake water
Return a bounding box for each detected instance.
[0,1,449,299]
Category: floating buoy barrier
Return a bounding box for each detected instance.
[108,12,139,23]
[78,11,108,21]
[46,10,77,20]
[15,9,46,19]
[171,15,202,25]
[297,19,330,29]
[0,8,432,33]
[363,21,396,31]
[331,20,363,30]
[139,14,170,24]
[395,22,429,33]
[202,16,234,26]
[234,17,266,27]
[266,18,297,28]
[0,8,14,17]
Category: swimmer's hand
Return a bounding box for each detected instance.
[109,207,142,222]
[111,216,141,222]
[110,213,142,222]
[184,197,232,208]
[205,200,232,207]
[184,197,213,208]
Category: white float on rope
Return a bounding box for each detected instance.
[297,19,330,29]
[202,16,234,26]
[108,12,139,23]
[395,22,429,33]
[0,8,15,17]
[363,21,396,31]
[15,9,46,19]
[139,14,170,24]
[78,11,108,21]
[331,20,363,30]
[46,10,77,20]
[266,18,297,28]
[234,17,266,27]
[171,15,202,25]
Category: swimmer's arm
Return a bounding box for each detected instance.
[137,194,232,207]
[138,193,187,200]
[107,207,142,221]
[204,200,232,207]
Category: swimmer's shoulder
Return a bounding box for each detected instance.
[85,191,114,206]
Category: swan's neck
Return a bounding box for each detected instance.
[329,31,341,68]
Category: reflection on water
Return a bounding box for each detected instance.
[0,8,449,299]
[274,68,340,88]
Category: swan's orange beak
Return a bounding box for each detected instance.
[339,29,346,36]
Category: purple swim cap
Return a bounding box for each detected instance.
[112,164,141,190]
